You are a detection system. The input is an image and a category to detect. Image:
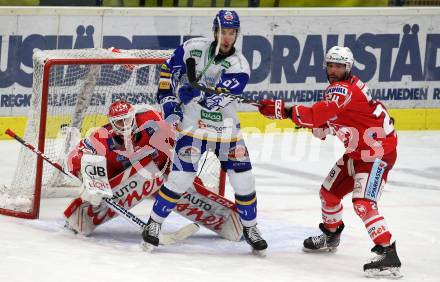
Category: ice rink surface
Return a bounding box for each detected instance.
[0,131,439,282]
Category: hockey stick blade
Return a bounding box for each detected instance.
[160,223,200,245]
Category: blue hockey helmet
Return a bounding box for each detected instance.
[212,10,240,30]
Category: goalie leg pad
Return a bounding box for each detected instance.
[63,198,106,236]
[150,170,197,222]
[165,170,197,194]
[176,183,243,241]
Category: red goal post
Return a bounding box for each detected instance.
[0,48,226,219]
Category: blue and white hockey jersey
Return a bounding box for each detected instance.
[157,37,250,142]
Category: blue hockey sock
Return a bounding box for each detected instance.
[151,186,181,223]
[235,192,257,227]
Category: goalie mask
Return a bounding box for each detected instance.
[108,101,136,136]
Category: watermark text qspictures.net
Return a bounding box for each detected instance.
[63,119,391,179]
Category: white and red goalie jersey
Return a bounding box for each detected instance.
[64,109,172,233]
[291,75,397,161]
[66,109,172,180]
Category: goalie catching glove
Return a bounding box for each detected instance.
[258,99,288,119]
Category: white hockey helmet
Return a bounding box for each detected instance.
[324,46,354,72]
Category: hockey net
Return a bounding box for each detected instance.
[0,48,226,219]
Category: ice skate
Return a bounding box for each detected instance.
[364,242,402,279]
[141,218,162,252]
[303,223,344,253]
[243,225,268,256]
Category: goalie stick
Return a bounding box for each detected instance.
[5,128,199,245]
[185,58,261,107]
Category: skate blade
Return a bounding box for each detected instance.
[140,241,157,253]
[252,249,267,257]
[302,246,338,253]
[365,267,403,279]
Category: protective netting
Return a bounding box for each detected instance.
[0,48,223,217]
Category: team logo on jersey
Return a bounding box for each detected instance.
[178,146,201,164]
[201,109,223,122]
[190,49,202,58]
[221,61,231,69]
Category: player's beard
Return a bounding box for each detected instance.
[327,72,348,83]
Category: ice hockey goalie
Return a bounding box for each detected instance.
[63,100,242,242]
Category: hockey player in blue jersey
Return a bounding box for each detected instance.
[141,10,268,254]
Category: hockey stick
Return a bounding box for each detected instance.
[185,58,260,107]
[5,128,199,245]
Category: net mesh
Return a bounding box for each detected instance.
[0,48,223,216]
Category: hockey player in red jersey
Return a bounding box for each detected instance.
[63,100,173,235]
[258,46,402,278]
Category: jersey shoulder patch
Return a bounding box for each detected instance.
[223,52,250,76]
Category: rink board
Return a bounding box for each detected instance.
[0,108,439,140]
[0,7,439,138]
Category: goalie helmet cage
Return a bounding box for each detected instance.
[0,48,226,219]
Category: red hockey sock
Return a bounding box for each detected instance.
[353,199,391,245]
[320,188,343,230]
